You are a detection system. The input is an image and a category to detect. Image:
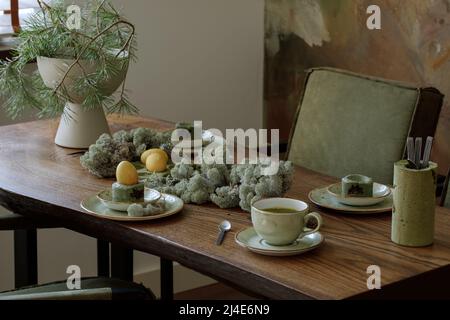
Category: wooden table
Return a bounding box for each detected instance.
[1,116,450,299]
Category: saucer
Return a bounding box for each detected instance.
[309,186,393,214]
[135,162,170,181]
[97,188,161,212]
[81,193,183,221]
[235,227,323,256]
[327,182,391,206]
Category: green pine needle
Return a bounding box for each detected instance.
[0,0,138,119]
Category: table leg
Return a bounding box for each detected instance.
[97,239,110,277]
[111,244,133,281]
[14,229,38,288]
[160,258,173,301]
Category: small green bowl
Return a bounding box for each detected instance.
[341,174,373,197]
[97,188,161,212]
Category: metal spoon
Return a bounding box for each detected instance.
[216,220,231,245]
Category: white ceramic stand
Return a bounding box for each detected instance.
[54,102,110,149]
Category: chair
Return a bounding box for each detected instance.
[0,210,173,299]
[441,168,450,208]
[0,277,155,300]
[286,67,444,185]
[0,211,152,300]
[0,210,112,288]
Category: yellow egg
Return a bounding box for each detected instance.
[146,153,167,172]
[116,161,139,185]
[140,148,169,164]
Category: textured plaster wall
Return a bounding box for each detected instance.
[265,0,450,174]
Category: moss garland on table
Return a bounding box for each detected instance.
[80,128,295,212]
[146,160,294,212]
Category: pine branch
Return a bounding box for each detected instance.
[52,19,135,94]
[0,0,139,119]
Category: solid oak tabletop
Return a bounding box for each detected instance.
[1,115,450,300]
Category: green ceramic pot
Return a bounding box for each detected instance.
[391,160,437,247]
[341,174,373,197]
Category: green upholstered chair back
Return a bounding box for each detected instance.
[442,169,450,209]
[444,184,450,209]
[287,68,443,185]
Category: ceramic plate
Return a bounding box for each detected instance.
[309,186,393,214]
[327,182,391,206]
[133,161,170,181]
[202,130,222,145]
[81,193,183,221]
[235,227,323,256]
[96,188,161,212]
[167,130,221,147]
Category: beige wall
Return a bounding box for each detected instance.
[0,0,264,293]
[113,0,264,131]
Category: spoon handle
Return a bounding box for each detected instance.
[216,229,226,245]
[414,137,422,169]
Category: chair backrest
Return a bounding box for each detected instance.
[0,288,112,300]
[441,169,450,208]
[0,277,155,300]
[287,68,443,185]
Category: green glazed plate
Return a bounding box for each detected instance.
[134,161,171,181]
[81,193,183,221]
[97,188,161,212]
[309,186,393,214]
[235,227,323,256]
[327,182,391,206]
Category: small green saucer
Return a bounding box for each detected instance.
[81,193,183,221]
[97,188,161,212]
[235,227,323,256]
[327,182,391,206]
[137,168,170,181]
[309,186,393,214]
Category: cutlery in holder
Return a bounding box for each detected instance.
[406,136,433,169]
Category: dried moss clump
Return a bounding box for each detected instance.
[80,128,172,178]
[145,159,295,212]
[81,128,295,212]
[80,133,136,178]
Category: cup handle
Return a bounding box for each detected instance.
[302,212,322,237]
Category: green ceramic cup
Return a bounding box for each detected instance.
[341,174,373,197]
[251,198,322,246]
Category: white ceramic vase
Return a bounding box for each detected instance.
[37,56,127,148]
